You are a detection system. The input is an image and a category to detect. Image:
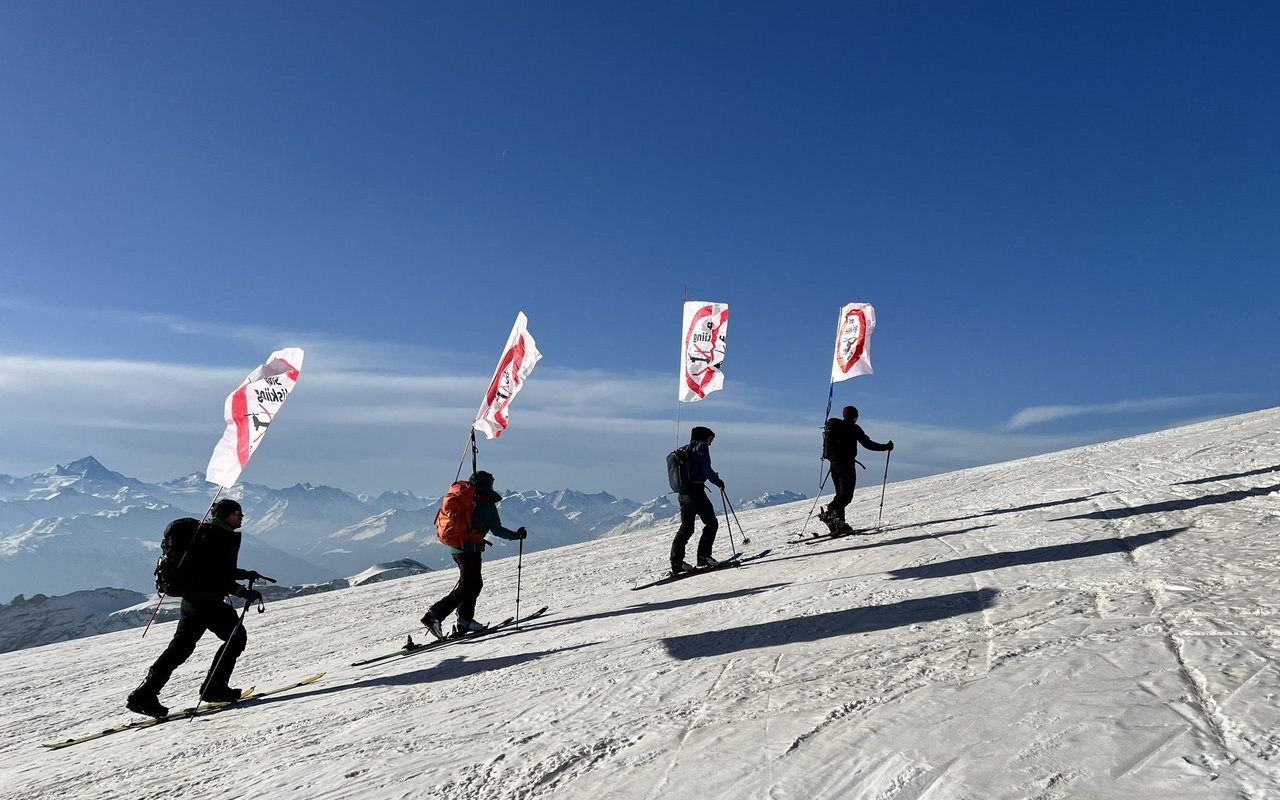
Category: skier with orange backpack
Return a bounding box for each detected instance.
[421,470,527,639]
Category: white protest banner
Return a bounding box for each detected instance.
[206,347,305,488]
[679,300,729,402]
[474,312,542,439]
[831,302,875,382]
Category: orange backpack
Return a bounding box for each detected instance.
[435,481,481,547]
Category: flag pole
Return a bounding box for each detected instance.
[455,429,478,482]
[675,283,687,445]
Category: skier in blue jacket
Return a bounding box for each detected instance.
[670,426,726,574]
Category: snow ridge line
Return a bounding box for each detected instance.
[644,658,736,800]
[784,694,894,755]
[1083,487,1259,789]
[921,521,996,676]
[1150,589,1278,794]
[1153,609,1236,783]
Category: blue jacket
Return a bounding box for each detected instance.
[683,441,724,491]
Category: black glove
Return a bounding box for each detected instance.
[245,570,277,583]
[887,441,895,451]
[714,479,726,490]
[238,588,263,604]
[516,527,528,540]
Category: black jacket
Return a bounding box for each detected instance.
[176,517,252,597]
[822,418,890,464]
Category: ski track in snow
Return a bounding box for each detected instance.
[2,409,1280,799]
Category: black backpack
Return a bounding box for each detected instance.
[666,446,692,493]
[154,517,201,596]
[821,418,844,461]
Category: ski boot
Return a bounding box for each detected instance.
[453,618,487,636]
[421,611,445,641]
[201,685,243,704]
[126,691,169,719]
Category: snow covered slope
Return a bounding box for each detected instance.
[3,408,1278,799]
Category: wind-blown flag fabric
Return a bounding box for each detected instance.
[831,302,875,382]
[474,312,543,439]
[206,347,305,489]
[679,300,729,402]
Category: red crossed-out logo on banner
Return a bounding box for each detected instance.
[835,306,868,375]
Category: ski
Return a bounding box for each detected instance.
[41,672,325,750]
[352,605,551,667]
[795,527,873,545]
[631,549,772,591]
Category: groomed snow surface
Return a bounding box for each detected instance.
[4,409,1279,799]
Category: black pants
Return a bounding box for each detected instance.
[828,462,858,520]
[137,594,246,697]
[430,551,484,623]
[671,487,719,566]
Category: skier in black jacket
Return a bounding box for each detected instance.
[127,499,265,717]
[821,406,893,533]
[670,426,726,573]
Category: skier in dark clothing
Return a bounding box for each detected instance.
[127,499,266,718]
[670,426,727,574]
[820,405,893,533]
[421,471,527,639]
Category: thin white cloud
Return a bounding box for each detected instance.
[1003,395,1241,431]
[0,297,1260,501]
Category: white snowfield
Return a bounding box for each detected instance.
[3,408,1278,799]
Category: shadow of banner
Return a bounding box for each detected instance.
[887,528,1187,582]
[662,587,998,661]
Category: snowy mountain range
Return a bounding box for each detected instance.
[0,456,805,598]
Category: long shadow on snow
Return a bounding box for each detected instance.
[1172,463,1280,486]
[770,525,995,568]
[520,584,791,634]
[886,527,1187,582]
[662,588,998,660]
[244,644,598,707]
[1055,483,1280,522]
[894,491,1115,530]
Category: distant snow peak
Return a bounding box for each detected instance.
[349,558,433,586]
[740,490,807,509]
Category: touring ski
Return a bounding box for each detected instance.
[631,549,772,591]
[42,672,325,750]
[352,605,551,667]
[795,527,873,545]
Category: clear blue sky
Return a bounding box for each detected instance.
[1,2,1276,503]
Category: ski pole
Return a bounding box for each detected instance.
[875,450,891,530]
[141,592,167,638]
[515,536,524,629]
[196,578,263,710]
[722,490,751,546]
[800,467,831,539]
[717,488,738,556]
